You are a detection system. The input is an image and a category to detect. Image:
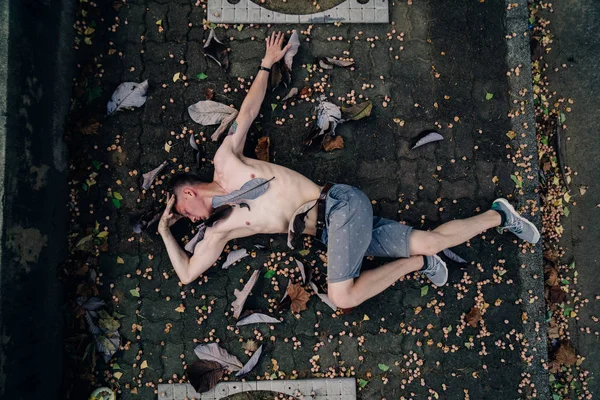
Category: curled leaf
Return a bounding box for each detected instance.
[222,249,249,269]
[236,345,263,377]
[309,281,337,311]
[282,87,299,102]
[203,29,229,70]
[319,59,333,70]
[255,136,270,162]
[188,360,225,393]
[341,101,372,121]
[322,135,344,152]
[466,307,482,328]
[107,80,149,116]
[325,57,355,67]
[304,97,341,149]
[236,312,281,327]
[411,130,444,150]
[555,343,577,366]
[184,226,206,253]
[141,160,168,190]
[194,342,243,372]
[232,269,260,319]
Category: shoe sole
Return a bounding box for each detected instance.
[494,198,541,244]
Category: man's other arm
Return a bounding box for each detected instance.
[219,31,291,156]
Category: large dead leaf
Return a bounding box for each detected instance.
[255,137,270,162]
[412,130,444,150]
[466,306,482,328]
[203,29,229,70]
[231,269,260,319]
[107,80,149,116]
[188,360,225,393]
[303,97,341,149]
[287,283,310,314]
[548,285,566,304]
[322,135,344,152]
[555,343,577,366]
[283,30,299,70]
[187,100,237,126]
[236,312,281,327]
[141,160,168,190]
[194,342,243,372]
[325,56,355,67]
[211,109,238,141]
[282,87,299,102]
[235,344,263,377]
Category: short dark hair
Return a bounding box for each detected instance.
[167,173,207,197]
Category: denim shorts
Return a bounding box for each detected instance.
[318,184,413,283]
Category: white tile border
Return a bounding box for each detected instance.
[157,377,357,399]
[207,0,388,24]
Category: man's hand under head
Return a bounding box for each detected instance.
[158,192,182,234]
[261,31,292,68]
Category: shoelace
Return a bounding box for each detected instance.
[502,219,523,234]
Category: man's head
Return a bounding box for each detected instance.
[167,173,213,223]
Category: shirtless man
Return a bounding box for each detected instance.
[158,32,540,309]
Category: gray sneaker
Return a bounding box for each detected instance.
[422,255,448,287]
[491,198,540,244]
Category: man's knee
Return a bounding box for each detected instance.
[328,282,358,309]
[411,231,444,256]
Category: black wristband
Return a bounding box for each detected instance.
[258,65,271,73]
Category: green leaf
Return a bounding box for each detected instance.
[264,270,276,278]
[420,285,429,297]
[485,92,494,100]
[563,206,570,217]
[113,192,123,200]
[560,112,566,124]
[84,37,92,46]
[541,136,549,145]
[447,325,452,332]
[201,305,207,311]
[196,72,208,80]
[533,74,541,82]
[298,249,310,256]
[112,363,121,370]
[91,160,101,170]
[76,234,93,248]
[464,342,472,349]
[112,198,121,208]
[237,24,243,32]
[563,307,573,317]
[561,279,569,285]
[210,22,217,30]
[378,363,389,372]
[82,183,88,191]
[358,378,369,388]
[569,262,576,269]
[271,103,277,111]
[341,101,373,121]
[130,288,140,298]
[306,63,313,71]
[86,86,102,104]
[553,394,561,400]
[510,174,523,188]
[155,19,162,26]
[270,372,277,380]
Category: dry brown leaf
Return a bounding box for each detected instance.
[466,307,482,328]
[322,135,344,152]
[548,285,566,304]
[299,87,313,98]
[545,266,559,286]
[287,283,310,314]
[555,343,577,366]
[81,120,101,135]
[205,87,215,100]
[232,270,260,319]
[547,323,560,339]
[255,136,270,162]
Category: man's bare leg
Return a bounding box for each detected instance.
[409,210,501,256]
[328,256,423,309]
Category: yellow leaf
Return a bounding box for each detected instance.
[140,360,148,369]
[164,142,171,152]
[564,192,571,203]
[173,72,181,82]
[108,48,117,55]
[175,305,185,313]
[506,130,516,140]
[114,371,123,379]
[84,37,92,45]
[156,19,162,26]
[362,314,370,321]
[84,27,95,35]
[117,256,124,264]
[97,231,109,238]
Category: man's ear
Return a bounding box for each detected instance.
[182,187,195,198]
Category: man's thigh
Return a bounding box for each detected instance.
[365,217,413,258]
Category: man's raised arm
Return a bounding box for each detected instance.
[220,31,291,155]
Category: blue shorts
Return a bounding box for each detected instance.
[318,184,413,283]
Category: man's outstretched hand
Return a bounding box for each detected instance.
[262,31,292,68]
[158,193,182,234]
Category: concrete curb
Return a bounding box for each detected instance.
[504,0,550,397]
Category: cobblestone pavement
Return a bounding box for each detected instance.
[78,0,546,398]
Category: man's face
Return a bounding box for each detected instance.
[174,186,211,223]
